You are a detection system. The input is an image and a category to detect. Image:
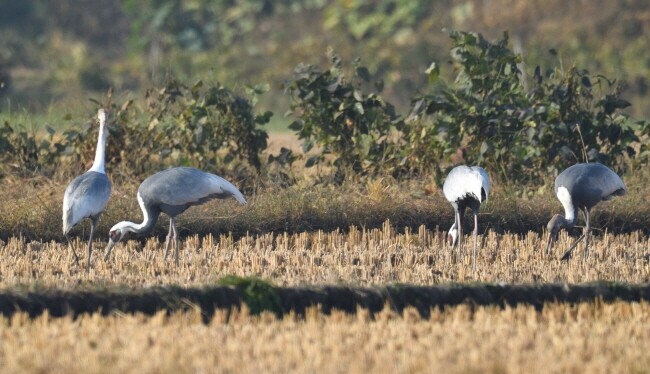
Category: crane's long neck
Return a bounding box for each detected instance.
[447,204,464,247]
[556,186,577,226]
[123,193,160,235]
[89,111,109,174]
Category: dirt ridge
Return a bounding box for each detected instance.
[0,282,648,320]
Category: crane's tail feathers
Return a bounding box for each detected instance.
[603,187,627,201]
[222,179,246,205]
[210,174,247,205]
[232,190,247,205]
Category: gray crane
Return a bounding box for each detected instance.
[442,165,491,268]
[546,163,626,260]
[103,167,247,265]
[62,108,112,270]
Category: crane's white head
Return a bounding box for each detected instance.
[104,221,136,260]
[546,214,568,253]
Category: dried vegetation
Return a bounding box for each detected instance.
[0,221,648,289]
[0,301,648,373]
[0,141,647,372]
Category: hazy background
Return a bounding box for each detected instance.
[1,0,649,122]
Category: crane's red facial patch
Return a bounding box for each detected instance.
[447,234,453,246]
[109,230,121,242]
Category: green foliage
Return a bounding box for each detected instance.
[122,0,279,53]
[409,30,645,182]
[284,52,405,179]
[4,0,650,124]
[144,80,270,174]
[0,122,67,177]
[0,27,648,186]
[219,275,283,316]
[0,80,270,179]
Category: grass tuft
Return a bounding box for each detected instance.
[219,276,283,316]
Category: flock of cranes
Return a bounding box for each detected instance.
[63,109,628,270]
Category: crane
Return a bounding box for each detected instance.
[546,163,626,260]
[442,165,490,268]
[103,167,247,265]
[62,108,112,270]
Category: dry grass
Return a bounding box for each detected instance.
[0,301,648,373]
[0,221,647,289]
[2,159,649,243]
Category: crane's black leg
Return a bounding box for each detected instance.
[164,217,173,260]
[583,209,591,259]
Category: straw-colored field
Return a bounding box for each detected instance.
[0,301,647,373]
[1,222,648,288]
[1,163,647,373]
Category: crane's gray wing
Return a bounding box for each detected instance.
[556,163,626,208]
[588,164,627,200]
[62,171,112,233]
[141,167,246,208]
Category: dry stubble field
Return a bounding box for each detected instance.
[0,302,648,373]
[1,222,648,288]
[1,136,649,372]
[0,222,648,372]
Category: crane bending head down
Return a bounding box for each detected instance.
[103,167,247,265]
[442,165,490,269]
[545,163,626,259]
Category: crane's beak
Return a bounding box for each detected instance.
[104,239,117,261]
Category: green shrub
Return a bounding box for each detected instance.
[0,122,67,177]
[144,79,270,174]
[408,30,646,183]
[0,80,271,180]
[283,51,405,180]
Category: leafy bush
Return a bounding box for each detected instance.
[1,29,648,186]
[144,79,270,174]
[408,30,646,182]
[0,122,67,177]
[284,51,405,179]
[0,80,271,180]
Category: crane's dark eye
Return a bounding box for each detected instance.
[109,230,120,242]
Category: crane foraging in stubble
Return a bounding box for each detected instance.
[103,167,247,266]
[546,163,626,260]
[62,108,112,270]
[443,165,490,268]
